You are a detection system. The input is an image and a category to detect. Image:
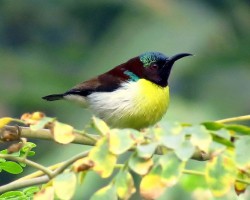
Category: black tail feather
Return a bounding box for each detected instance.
[42,94,64,101]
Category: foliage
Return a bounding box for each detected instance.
[0,112,250,199]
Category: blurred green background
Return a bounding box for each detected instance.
[0,0,249,199]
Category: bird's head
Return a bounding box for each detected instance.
[124,52,192,87]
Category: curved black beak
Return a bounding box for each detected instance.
[167,53,193,65]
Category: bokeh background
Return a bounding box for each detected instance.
[0,0,249,199]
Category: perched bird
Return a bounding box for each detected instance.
[42,52,192,129]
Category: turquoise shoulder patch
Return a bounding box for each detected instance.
[124,70,139,81]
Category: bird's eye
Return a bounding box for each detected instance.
[151,64,158,70]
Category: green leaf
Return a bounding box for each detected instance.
[89,137,117,178]
[181,174,207,191]
[235,136,250,169]
[23,186,40,197]
[30,117,54,131]
[128,152,153,175]
[92,117,110,136]
[189,125,212,153]
[0,161,23,174]
[54,172,77,200]
[137,142,157,159]
[159,152,185,186]
[159,122,184,149]
[226,124,250,135]
[90,184,117,200]
[205,153,236,197]
[0,158,6,163]
[109,129,135,155]
[202,122,224,130]
[0,191,25,198]
[115,169,136,200]
[174,140,195,161]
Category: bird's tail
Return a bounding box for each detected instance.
[42,94,64,101]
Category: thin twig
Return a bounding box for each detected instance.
[216,115,250,124]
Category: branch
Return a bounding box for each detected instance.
[216,115,250,124]
[0,150,89,193]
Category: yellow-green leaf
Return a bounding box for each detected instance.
[140,165,165,200]
[53,121,75,144]
[92,117,110,136]
[89,137,117,178]
[205,153,236,197]
[175,140,195,161]
[115,169,136,200]
[109,129,135,155]
[235,136,250,170]
[30,117,54,131]
[90,184,117,200]
[128,152,153,175]
[137,142,157,159]
[53,172,77,200]
[190,125,212,153]
[34,186,54,200]
[159,152,185,186]
[0,117,12,128]
[234,171,248,196]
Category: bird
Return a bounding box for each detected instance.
[42,52,192,130]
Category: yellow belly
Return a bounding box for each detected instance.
[124,79,170,129]
[88,79,170,129]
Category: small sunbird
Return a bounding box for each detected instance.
[43,52,192,129]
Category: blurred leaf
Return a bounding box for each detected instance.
[34,186,54,200]
[181,174,207,191]
[0,191,25,198]
[54,172,77,200]
[115,169,136,200]
[89,137,117,178]
[234,171,248,196]
[0,117,13,128]
[226,124,250,135]
[52,121,75,144]
[189,125,212,153]
[159,122,184,149]
[23,186,40,197]
[140,164,165,200]
[235,136,250,169]
[72,157,93,172]
[202,122,224,130]
[30,117,54,131]
[92,117,110,136]
[205,153,236,197]
[137,142,157,159]
[159,152,185,186]
[128,152,153,175]
[0,161,23,174]
[109,129,135,155]
[210,133,234,148]
[175,140,195,161]
[90,184,117,200]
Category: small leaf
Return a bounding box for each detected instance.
[92,117,110,136]
[0,117,13,128]
[0,191,25,198]
[137,142,157,159]
[205,153,236,197]
[115,169,136,200]
[226,124,250,136]
[89,137,117,178]
[54,172,77,200]
[235,136,250,169]
[128,152,153,175]
[140,164,165,200]
[72,157,94,172]
[23,186,40,197]
[34,186,54,200]
[234,171,248,196]
[159,152,185,186]
[181,174,207,191]
[202,122,224,130]
[30,117,54,131]
[90,184,117,200]
[189,125,212,153]
[175,140,195,161]
[0,161,23,174]
[109,129,135,155]
[52,121,75,144]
